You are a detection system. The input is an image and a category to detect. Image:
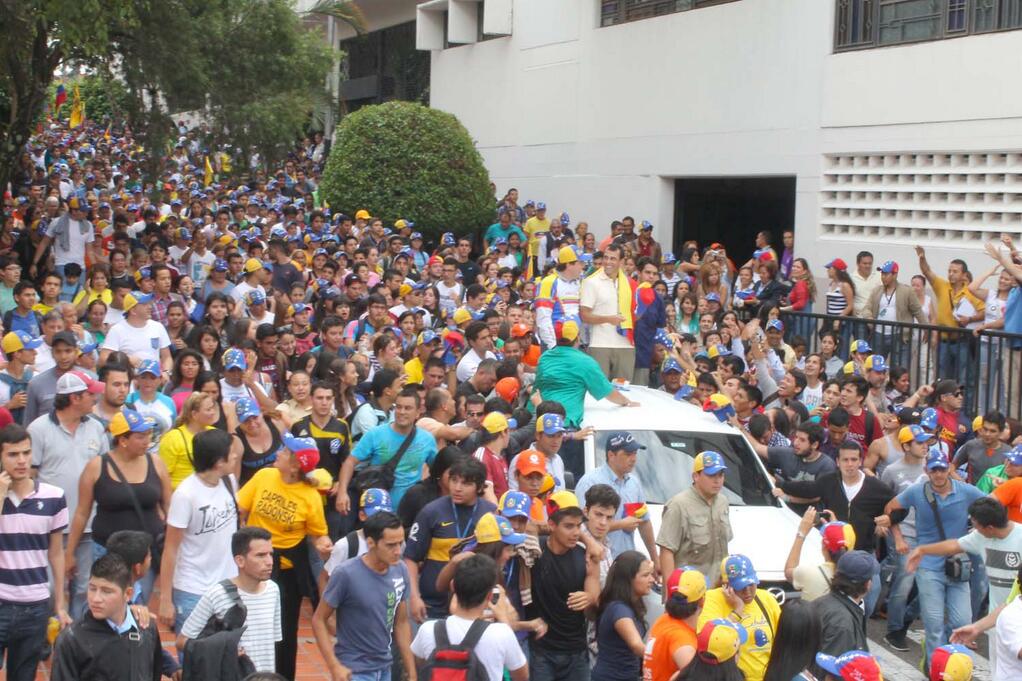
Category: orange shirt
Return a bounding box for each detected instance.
[993,477,1022,524]
[642,613,697,681]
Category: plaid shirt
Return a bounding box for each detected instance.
[151,292,183,326]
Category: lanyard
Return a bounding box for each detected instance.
[450,499,479,539]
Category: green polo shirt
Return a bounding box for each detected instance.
[534,345,614,427]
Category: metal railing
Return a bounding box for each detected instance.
[778,310,1022,421]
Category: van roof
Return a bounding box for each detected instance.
[581,385,735,434]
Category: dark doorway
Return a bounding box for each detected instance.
[674,177,796,265]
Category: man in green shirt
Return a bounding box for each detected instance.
[534,316,638,481]
[977,446,1022,493]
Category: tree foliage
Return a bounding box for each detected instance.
[320,102,494,239]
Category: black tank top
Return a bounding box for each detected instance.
[237,416,283,486]
[92,454,163,546]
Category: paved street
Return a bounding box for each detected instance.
[866,618,991,680]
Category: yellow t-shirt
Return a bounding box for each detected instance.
[524,217,551,258]
[72,288,113,307]
[158,425,213,489]
[237,467,328,550]
[404,356,424,384]
[698,588,781,681]
[929,275,983,329]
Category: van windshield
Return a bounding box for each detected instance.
[592,430,777,507]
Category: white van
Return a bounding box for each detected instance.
[579,385,822,604]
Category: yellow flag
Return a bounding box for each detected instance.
[204,155,214,186]
[69,84,84,129]
[103,124,111,141]
[219,151,232,174]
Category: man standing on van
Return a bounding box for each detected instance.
[656,451,733,580]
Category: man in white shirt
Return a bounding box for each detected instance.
[850,250,882,341]
[411,552,528,681]
[580,244,634,380]
[99,292,172,374]
[31,196,103,281]
[456,321,497,383]
[159,430,239,632]
[178,527,281,672]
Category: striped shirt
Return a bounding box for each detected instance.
[0,481,68,602]
[180,579,281,672]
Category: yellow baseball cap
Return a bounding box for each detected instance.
[243,258,263,274]
[471,513,526,546]
[557,245,578,264]
[482,412,515,435]
[546,490,580,515]
[558,317,580,342]
[355,209,371,220]
[452,307,473,325]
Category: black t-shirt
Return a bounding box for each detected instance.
[767,447,837,515]
[528,541,588,653]
[291,415,350,479]
[271,261,303,294]
[458,260,481,286]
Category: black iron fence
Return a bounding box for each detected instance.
[777,310,1022,421]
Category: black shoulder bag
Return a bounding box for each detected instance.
[351,426,418,496]
[104,454,166,573]
[924,482,971,582]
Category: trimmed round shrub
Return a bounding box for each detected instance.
[320,101,493,239]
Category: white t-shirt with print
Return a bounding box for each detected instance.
[166,474,239,594]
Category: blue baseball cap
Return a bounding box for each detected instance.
[662,253,676,264]
[537,413,567,436]
[693,450,728,475]
[136,359,161,377]
[654,328,674,349]
[245,289,266,306]
[705,292,721,303]
[864,354,888,373]
[108,408,157,437]
[213,258,229,272]
[878,261,899,274]
[536,201,546,210]
[410,231,423,241]
[235,397,261,422]
[640,220,653,231]
[661,358,684,374]
[441,232,456,246]
[292,303,310,315]
[850,339,872,354]
[766,319,784,332]
[920,407,939,430]
[498,490,531,519]
[1006,444,1022,466]
[721,554,759,591]
[898,425,933,444]
[2,330,44,353]
[926,445,951,470]
[815,651,881,681]
[223,348,247,371]
[606,432,645,453]
[359,488,392,517]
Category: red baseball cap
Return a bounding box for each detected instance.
[826,258,848,271]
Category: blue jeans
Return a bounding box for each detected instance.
[0,599,50,681]
[531,647,590,681]
[351,669,390,681]
[873,333,911,371]
[937,339,972,395]
[61,532,93,620]
[172,589,203,633]
[884,536,919,633]
[968,553,987,622]
[916,567,971,664]
[977,340,1003,414]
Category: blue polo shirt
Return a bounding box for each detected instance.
[574,464,647,558]
[896,479,985,572]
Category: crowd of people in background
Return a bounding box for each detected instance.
[1,117,1022,681]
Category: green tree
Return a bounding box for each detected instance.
[0,0,135,190]
[320,102,494,238]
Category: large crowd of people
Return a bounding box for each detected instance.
[1,117,1022,681]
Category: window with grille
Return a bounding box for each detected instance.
[600,0,739,28]
[836,0,1022,49]
[819,153,1022,246]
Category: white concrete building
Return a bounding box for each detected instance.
[338,0,1022,271]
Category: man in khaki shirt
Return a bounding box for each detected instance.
[580,243,634,380]
[656,451,733,582]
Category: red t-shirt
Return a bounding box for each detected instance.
[472,446,509,499]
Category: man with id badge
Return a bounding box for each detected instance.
[867,260,925,369]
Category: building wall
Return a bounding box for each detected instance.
[427,0,1022,274]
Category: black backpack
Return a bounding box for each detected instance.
[420,619,490,681]
[196,580,248,637]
